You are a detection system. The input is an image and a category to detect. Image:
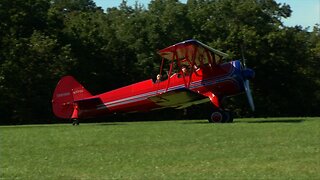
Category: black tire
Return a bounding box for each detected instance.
[223,111,234,123]
[208,110,234,123]
[208,111,224,123]
[72,119,79,126]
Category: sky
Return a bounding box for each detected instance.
[93,0,319,30]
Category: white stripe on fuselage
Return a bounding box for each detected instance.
[97,76,239,110]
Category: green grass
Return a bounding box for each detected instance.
[1,117,320,179]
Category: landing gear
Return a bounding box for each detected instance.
[223,110,234,123]
[208,110,233,123]
[72,119,79,126]
[209,111,224,123]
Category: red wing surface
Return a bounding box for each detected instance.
[158,39,228,66]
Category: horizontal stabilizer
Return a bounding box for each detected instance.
[74,97,105,110]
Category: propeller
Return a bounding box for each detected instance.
[244,79,255,111]
[241,44,247,68]
[240,45,255,111]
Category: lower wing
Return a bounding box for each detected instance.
[148,88,210,109]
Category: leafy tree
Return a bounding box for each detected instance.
[0,0,81,123]
[1,0,319,123]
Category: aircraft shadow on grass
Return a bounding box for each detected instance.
[182,118,305,124]
[94,122,127,126]
[235,119,305,124]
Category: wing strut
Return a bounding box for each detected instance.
[204,92,220,108]
[187,46,197,88]
[165,51,177,92]
[159,57,165,77]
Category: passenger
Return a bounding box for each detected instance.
[181,65,189,76]
[179,64,198,77]
[177,65,188,78]
[193,64,199,70]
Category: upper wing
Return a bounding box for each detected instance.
[148,88,210,109]
[157,39,228,66]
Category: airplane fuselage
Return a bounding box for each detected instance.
[77,60,244,118]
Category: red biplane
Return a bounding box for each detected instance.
[52,39,255,124]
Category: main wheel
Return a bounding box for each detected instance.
[208,110,234,123]
[208,111,224,123]
[223,111,234,123]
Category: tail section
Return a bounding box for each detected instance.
[52,76,92,119]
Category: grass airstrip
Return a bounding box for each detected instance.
[1,117,320,179]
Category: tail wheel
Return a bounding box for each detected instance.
[72,119,79,126]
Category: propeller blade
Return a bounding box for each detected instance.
[244,79,255,111]
[241,44,246,68]
[240,44,255,111]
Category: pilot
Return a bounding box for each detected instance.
[155,74,162,83]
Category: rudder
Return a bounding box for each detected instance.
[52,76,92,119]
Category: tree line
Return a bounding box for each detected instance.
[0,0,319,124]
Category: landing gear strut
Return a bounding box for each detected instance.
[208,110,233,123]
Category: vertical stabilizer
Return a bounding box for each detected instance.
[52,76,92,119]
